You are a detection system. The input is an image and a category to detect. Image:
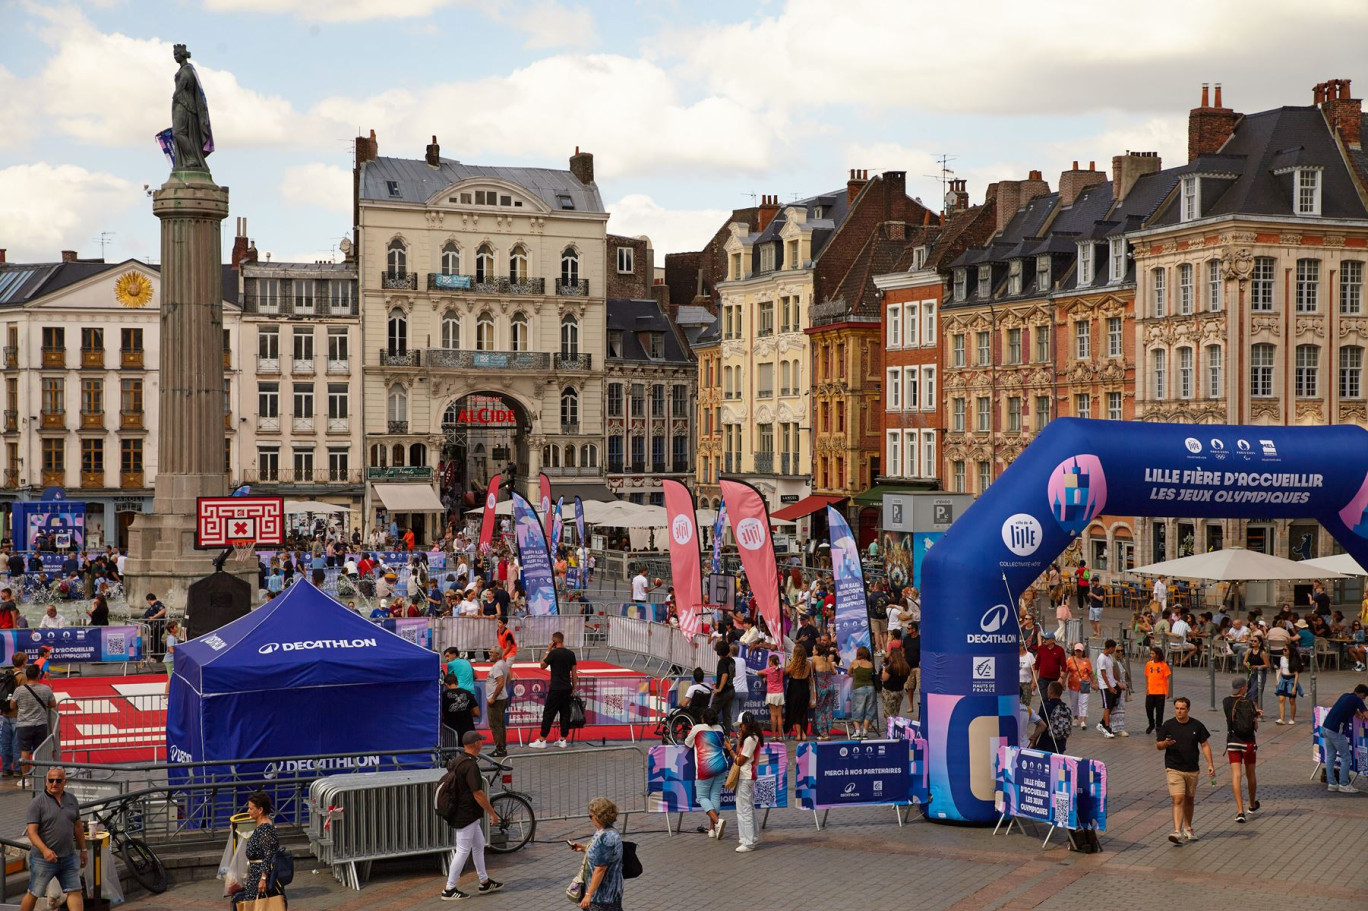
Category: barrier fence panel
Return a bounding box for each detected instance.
[430,617,497,654]
[505,744,648,824]
[57,692,169,764]
[520,615,585,651]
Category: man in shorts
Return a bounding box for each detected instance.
[1095,639,1122,738]
[1087,575,1107,638]
[23,766,86,911]
[1222,677,1261,822]
[1155,696,1215,844]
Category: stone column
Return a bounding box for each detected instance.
[125,170,252,607]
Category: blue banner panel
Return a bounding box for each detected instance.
[796,739,911,810]
[1,626,142,662]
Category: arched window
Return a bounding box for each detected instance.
[387,238,407,277]
[510,312,528,352]
[391,444,405,466]
[564,445,576,467]
[441,242,460,276]
[780,360,791,394]
[509,245,528,284]
[542,445,560,468]
[476,312,495,351]
[387,308,407,355]
[560,313,579,357]
[386,384,408,424]
[561,247,580,287]
[369,444,387,467]
[560,386,579,428]
[441,311,461,350]
[581,444,598,468]
[476,244,495,283]
[409,443,427,467]
[1295,344,1320,398]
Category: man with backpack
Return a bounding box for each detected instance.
[0,653,25,778]
[437,731,504,901]
[1223,677,1261,823]
[1030,682,1073,755]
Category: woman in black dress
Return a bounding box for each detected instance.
[783,645,813,740]
[234,791,285,907]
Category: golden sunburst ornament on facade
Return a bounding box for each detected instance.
[114,271,153,308]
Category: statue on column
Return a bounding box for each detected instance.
[163,43,215,173]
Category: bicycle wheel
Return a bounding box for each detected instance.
[486,791,535,853]
[119,836,169,894]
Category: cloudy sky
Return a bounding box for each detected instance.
[3,0,1367,266]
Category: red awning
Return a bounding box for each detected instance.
[770,495,846,522]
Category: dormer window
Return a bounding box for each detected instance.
[1008,260,1022,295]
[787,240,799,268]
[1180,175,1200,222]
[760,244,775,273]
[953,269,966,301]
[1036,255,1051,292]
[1110,237,1127,282]
[385,180,401,198]
[977,264,991,297]
[1295,168,1322,216]
[1078,243,1094,286]
[557,194,574,210]
[912,247,928,270]
[813,206,825,219]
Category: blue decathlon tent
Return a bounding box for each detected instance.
[167,582,439,820]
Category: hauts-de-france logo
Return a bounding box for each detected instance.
[671,514,694,546]
[1046,454,1107,536]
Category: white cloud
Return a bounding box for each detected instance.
[510,1,598,49]
[29,7,299,148]
[280,163,353,214]
[315,55,776,179]
[202,0,459,21]
[606,194,729,262]
[668,0,1368,116]
[0,66,36,149]
[0,164,137,261]
[1044,115,1189,177]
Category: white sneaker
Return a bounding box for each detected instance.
[735,844,754,853]
[707,824,717,838]
[1118,731,1129,738]
[714,818,725,840]
[1095,723,1107,735]
[1102,729,1116,739]
[528,740,547,749]
[1183,826,1198,841]
[1337,784,1357,793]
[557,739,569,748]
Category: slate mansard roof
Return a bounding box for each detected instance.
[359,156,604,214]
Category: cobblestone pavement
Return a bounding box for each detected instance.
[123,657,1368,911]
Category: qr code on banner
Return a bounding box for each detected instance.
[754,777,778,808]
[107,633,126,656]
[1053,793,1070,824]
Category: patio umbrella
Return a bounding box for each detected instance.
[1130,546,1344,581]
[283,499,352,513]
[1299,553,1368,576]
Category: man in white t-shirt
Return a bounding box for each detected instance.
[1170,615,1197,663]
[631,566,655,602]
[1095,639,1121,738]
[886,602,904,639]
[1153,576,1168,613]
[1227,619,1251,658]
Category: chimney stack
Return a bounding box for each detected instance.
[945,178,971,214]
[355,129,378,165]
[425,135,441,167]
[1059,160,1106,207]
[61,250,78,262]
[1188,82,1240,161]
[0,250,6,265]
[992,171,1051,232]
[1112,151,1163,204]
[570,146,595,185]
[757,194,780,232]
[231,217,251,269]
[1318,78,1362,149]
[847,168,868,204]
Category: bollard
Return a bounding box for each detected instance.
[85,827,111,910]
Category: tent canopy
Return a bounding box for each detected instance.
[771,495,845,522]
[1300,553,1368,576]
[372,482,444,512]
[283,499,352,514]
[1130,547,1344,582]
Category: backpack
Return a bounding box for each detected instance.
[435,755,475,825]
[1042,699,1073,750]
[0,669,18,709]
[621,840,642,879]
[1226,696,1257,741]
[268,846,295,889]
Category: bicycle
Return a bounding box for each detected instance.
[477,754,536,854]
[89,795,168,894]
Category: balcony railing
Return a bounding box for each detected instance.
[258,357,280,374]
[41,471,64,488]
[223,351,233,370]
[258,415,281,433]
[40,412,64,430]
[326,360,349,375]
[780,453,792,475]
[326,417,350,434]
[241,468,364,485]
[80,411,103,430]
[555,279,589,296]
[3,411,15,433]
[80,470,104,489]
[41,348,65,368]
[121,350,144,369]
[225,413,234,430]
[2,469,16,489]
[651,460,667,473]
[380,349,419,367]
[387,420,409,434]
[380,271,417,290]
[427,273,546,295]
[724,454,735,473]
[81,349,104,369]
[292,416,315,433]
[421,349,551,371]
[120,471,145,489]
[2,347,16,368]
[120,411,144,430]
[755,452,774,473]
[554,353,593,371]
[292,358,315,375]
[243,295,360,317]
[366,466,433,481]
[561,422,580,435]
[672,459,690,474]
[543,466,600,477]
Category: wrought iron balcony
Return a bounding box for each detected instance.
[242,468,364,485]
[292,416,315,433]
[607,457,625,473]
[543,466,600,477]
[561,422,580,435]
[555,279,589,296]
[2,347,15,369]
[630,460,646,473]
[380,271,417,290]
[755,452,774,473]
[780,453,793,475]
[423,349,550,371]
[387,420,409,434]
[292,358,315,375]
[380,349,419,367]
[672,459,690,474]
[554,353,593,371]
[427,273,545,295]
[724,454,735,473]
[258,357,280,374]
[258,415,281,433]
[326,359,350,375]
[651,460,667,474]
[326,417,350,434]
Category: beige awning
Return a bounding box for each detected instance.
[371,482,444,512]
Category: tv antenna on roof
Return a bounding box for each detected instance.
[924,154,957,209]
[93,232,116,259]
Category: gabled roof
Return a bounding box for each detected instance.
[692,313,721,349]
[606,299,692,364]
[360,156,604,213]
[824,223,938,320]
[0,258,243,309]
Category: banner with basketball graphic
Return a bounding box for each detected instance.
[662,479,703,638]
[719,478,783,653]
[478,474,501,552]
[511,491,558,615]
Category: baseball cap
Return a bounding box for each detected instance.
[1072,643,1084,652]
[461,731,484,746]
[1043,631,1055,639]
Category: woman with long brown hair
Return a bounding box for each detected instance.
[880,647,911,721]
[783,645,813,740]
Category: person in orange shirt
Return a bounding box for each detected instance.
[1144,646,1172,734]
[1064,643,1093,730]
[496,617,518,663]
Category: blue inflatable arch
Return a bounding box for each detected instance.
[920,418,1368,823]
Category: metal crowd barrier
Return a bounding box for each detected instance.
[504,744,647,824]
[55,690,168,764]
[430,616,587,656]
[307,769,452,890]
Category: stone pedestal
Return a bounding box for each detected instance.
[125,170,255,608]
